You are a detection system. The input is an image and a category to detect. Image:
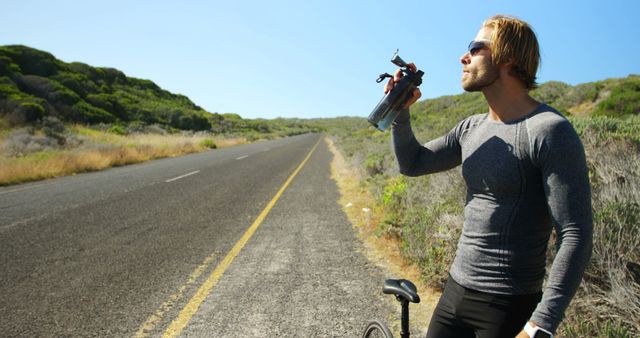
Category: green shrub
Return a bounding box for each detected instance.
[364,153,385,177]
[17,74,80,105]
[380,176,408,228]
[570,115,640,143]
[563,318,632,338]
[71,101,116,124]
[0,45,59,77]
[0,55,21,75]
[555,82,604,111]
[0,76,21,99]
[531,81,571,109]
[8,101,45,125]
[107,124,126,135]
[52,71,97,98]
[85,93,116,113]
[199,139,217,149]
[593,78,640,117]
[595,91,640,117]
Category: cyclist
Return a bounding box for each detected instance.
[387,15,593,338]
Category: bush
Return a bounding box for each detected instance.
[124,122,167,135]
[555,82,604,112]
[85,93,115,113]
[53,72,97,98]
[593,78,640,117]
[563,318,633,337]
[570,115,640,143]
[17,74,80,105]
[41,116,66,145]
[2,128,59,156]
[595,92,640,117]
[531,81,571,109]
[0,55,21,75]
[364,152,385,177]
[71,101,116,124]
[8,101,45,125]
[107,125,126,135]
[380,175,408,228]
[199,139,217,149]
[0,45,59,77]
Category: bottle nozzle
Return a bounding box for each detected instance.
[391,49,407,67]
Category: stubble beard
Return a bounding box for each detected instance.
[462,61,500,92]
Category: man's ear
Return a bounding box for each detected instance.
[499,60,513,76]
[503,58,515,69]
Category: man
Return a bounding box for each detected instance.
[386,15,593,338]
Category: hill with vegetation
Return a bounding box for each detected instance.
[322,75,640,336]
[0,45,318,138]
[0,45,209,129]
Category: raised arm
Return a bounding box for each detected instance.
[392,108,464,176]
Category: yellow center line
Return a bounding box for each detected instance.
[134,251,218,337]
[159,137,321,338]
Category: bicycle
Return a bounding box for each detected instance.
[362,278,421,338]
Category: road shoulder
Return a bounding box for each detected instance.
[325,136,441,336]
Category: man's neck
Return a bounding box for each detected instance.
[482,77,540,123]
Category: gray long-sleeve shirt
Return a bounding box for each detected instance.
[392,104,593,333]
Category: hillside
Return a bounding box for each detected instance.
[0,45,317,137]
[0,45,213,129]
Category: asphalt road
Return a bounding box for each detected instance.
[0,133,393,337]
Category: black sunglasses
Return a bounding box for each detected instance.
[468,40,491,56]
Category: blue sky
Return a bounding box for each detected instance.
[3,1,639,119]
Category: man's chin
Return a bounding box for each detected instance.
[462,72,499,92]
[462,83,481,92]
[462,77,492,92]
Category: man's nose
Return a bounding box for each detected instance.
[460,52,470,65]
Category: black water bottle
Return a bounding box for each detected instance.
[368,50,424,131]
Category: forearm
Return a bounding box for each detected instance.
[530,224,593,333]
[392,109,424,176]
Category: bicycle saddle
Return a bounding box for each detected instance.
[383,279,420,303]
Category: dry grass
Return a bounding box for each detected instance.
[325,136,440,336]
[0,126,247,186]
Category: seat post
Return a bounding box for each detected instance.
[400,299,410,338]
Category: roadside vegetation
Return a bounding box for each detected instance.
[322,75,640,337]
[0,116,241,185]
[0,116,320,186]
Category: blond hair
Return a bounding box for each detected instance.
[483,15,540,89]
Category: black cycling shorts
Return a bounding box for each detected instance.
[426,275,542,338]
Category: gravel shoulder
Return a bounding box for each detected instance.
[180,136,394,337]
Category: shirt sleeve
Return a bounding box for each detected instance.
[529,118,594,333]
[391,108,464,176]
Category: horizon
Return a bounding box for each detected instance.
[3,1,640,119]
